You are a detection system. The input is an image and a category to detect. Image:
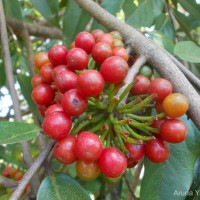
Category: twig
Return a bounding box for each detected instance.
[9,140,55,200]
[75,0,200,130]
[0,0,40,196]
[0,176,18,188]
[123,174,137,200]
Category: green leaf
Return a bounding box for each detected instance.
[91,0,123,30]
[63,0,90,47]
[140,115,200,200]
[122,0,137,20]
[0,61,6,87]
[3,0,22,21]
[0,122,40,145]
[17,74,43,122]
[148,30,174,54]
[37,173,91,200]
[174,41,200,63]
[29,0,59,26]
[126,0,164,28]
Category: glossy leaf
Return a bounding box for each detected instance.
[29,0,59,26]
[148,30,174,54]
[174,41,200,63]
[126,0,164,28]
[140,116,200,200]
[37,173,91,200]
[0,122,40,145]
[63,0,90,47]
[122,0,136,20]
[17,74,43,122]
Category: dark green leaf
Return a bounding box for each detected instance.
[155,14,175,39]
[29,0,59,26]
[174,41,200,63]
[3,0,22,21]
[122,0,137,20]
[91,0,123,30]
[148,30,174,54]
[140,115,200,200]
[37,173,91,200]
[17,74,43,122]
[126,0,164,28]
[0,122,40,144]
[63,0,91,47]
[0,61,6,87]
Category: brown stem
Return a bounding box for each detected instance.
[75,0,200,130]
[9,140,56,200]
[0,176,18,188]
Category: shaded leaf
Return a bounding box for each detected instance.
[0,61,6,87]
[140,116,200,200]
[122,0,137,20]
[126,0,164,28]
[148,30,174,54]
[174,41,200,63]
[37,173,91,200]
[0,122,40,144]
[63,0,90,47]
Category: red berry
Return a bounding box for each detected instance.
[53,135,77,164]
[151,117,168,129]
[77,70,104,97]
[55,71,78,93]
[37,104,48,117]
[52,65,68,80]
[2,167,12,178]
[160,119,187,143]
[45,103,63,116]
[90,29,104,41]
[96,33,114,48]
[148,78,173,102]
[48,44,68,66]
[91,42,112,64]
[32,84,54,105]
[112,47,128,61]
[31,74,43,88]
[125,143,145,162]
[75,32,95,54]
[34,52,50,70]
[75,131,103,162]
[145,138,169,163]
[66,48,88,71]
[40,63,54,84]
[13,172,23,181]
[131,75,150,95]
[127,160,138,168]
[98,147,127,178]
[100,56,129,84]
[42,111,72,140]
[61,89,88,116]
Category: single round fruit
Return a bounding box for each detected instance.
[125,143,145,162]
[138,65,153,78]
[75,32,95,54]
[45,103,63,116]
[127,160,138,168]
[110,31,122,40]
[100,56,129,84]
[53,135,77,164]
[76,160,100,181]
[55,71,78,93]
[162,93,189,118]
[91,42,112,64]
[52,65,68,80]
[113,39,124,48]
[112,47,128,61]
[77,70,104,97]
[145,138,169,163]
[131,75,150,95]
[42,111,72,140]
[61,89,88,116]
[98,147,127,178]
[48,44,68,66]
[151,117,168,129]
[37,104,48,117]
[14,172,23,181]
[34,52,50,70]
[160,119,187,143]
[75,131,103,162]
[2,167,13,178]
[148,78,173,102]
[90,29,104,41]
[96,33,114,48]
[31,74,43,88]
[40,63,54,84]
[32,84,54,105]
[66,48,88,71]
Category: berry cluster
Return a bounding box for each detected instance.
[31,29,189,182]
